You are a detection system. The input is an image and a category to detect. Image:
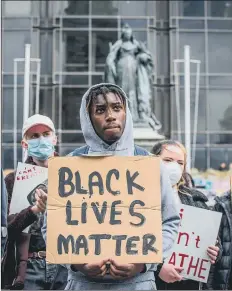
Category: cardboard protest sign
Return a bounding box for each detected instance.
[46,156,162,264]
[10,162,48,232]
[166,205,222,283]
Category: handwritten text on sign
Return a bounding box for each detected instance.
[46,156,162,264]
[166,205,222,283]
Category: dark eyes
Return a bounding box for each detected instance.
[96,105,123,114]
[163,158,184,166]
[31,132,50,139]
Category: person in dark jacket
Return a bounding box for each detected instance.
[152,140,222,290]
[205,191,232,290]
[2,114,67,290]
[1,169,8,258]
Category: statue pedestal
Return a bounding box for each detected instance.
[133,127,165,150]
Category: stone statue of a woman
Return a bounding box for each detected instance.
[104,23,161,130]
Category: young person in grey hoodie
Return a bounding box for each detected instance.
[42,83,180,290]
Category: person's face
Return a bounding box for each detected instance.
[220,162,226,168]
[89,92,126,144]
[21,124,57,149]
[122,26,132,40]
[160,145,185,173]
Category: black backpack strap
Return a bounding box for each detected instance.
[134,145,150,156]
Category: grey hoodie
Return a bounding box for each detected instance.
[42,83,180,289]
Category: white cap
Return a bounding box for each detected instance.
[22,114,55,138]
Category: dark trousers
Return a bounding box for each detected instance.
[24,258,67,290]
[156,276,200,290]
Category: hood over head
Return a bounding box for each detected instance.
[80,83,134,156]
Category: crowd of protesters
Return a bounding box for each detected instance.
[1,83,232,290]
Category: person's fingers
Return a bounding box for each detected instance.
[36,189,42,198]
[207,249,218,256]
[35,193,39,201]
[110,264,128,277]
[38,189,47,196]
[109,268,126,280]
[208,245,219,252]
[100,264,107,273]
[37,200,46,210]
[35,202,43,212]
[174,267,184,273]
[109,259,131,272]
[172,270,182,281]
[95,268,107,278]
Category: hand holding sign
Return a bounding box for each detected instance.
[158,263,183,283]
[207,244,219,264]
[71,259,109,278]
[109,260,145,280]
[31,189,47,214]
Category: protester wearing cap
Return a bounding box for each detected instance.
[2,114,67,290]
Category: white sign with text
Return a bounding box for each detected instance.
[166,204,222,283]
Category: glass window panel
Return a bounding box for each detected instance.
[208,90,232,131]
[179,19,205,29]
[3,31,31,72]
[3,88,24,130]
[63,31,89,72]
[210,134,232,144]
[2,146,22,170]
[2,133,22,143]
[4,1,31,16]
[210,148,228,170]
[194,148,207,171]
[209,76,232,87]
[55,74,89,86]
[3,75,24,86]
[208,32,232,73]
[177,75,206,87]
[92,19,118,29]
[91,31,118,69]
[31,88,59,128]
[92,1,155,17]
[178,32,205,73]
[62,88,88,130]
[62,18,89,28]
[3,18,31,29]
[171,89,207,131]
[62,133,85,143]
[207,19,232,30]
[63,1,89,15]
[133,31,147,43]
[172,133,207,144]
[207,0,232,18]
[228,150,232,168]
[121,19,147,29]
[92,74,104,84]
[180,0,205,17]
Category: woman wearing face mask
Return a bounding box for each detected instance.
[2,114,67,290]
[151,140,222,290]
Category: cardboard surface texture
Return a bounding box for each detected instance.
[46,156,162,264]
[166,204,222,283]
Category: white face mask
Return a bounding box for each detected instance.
[164,162,183,186]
